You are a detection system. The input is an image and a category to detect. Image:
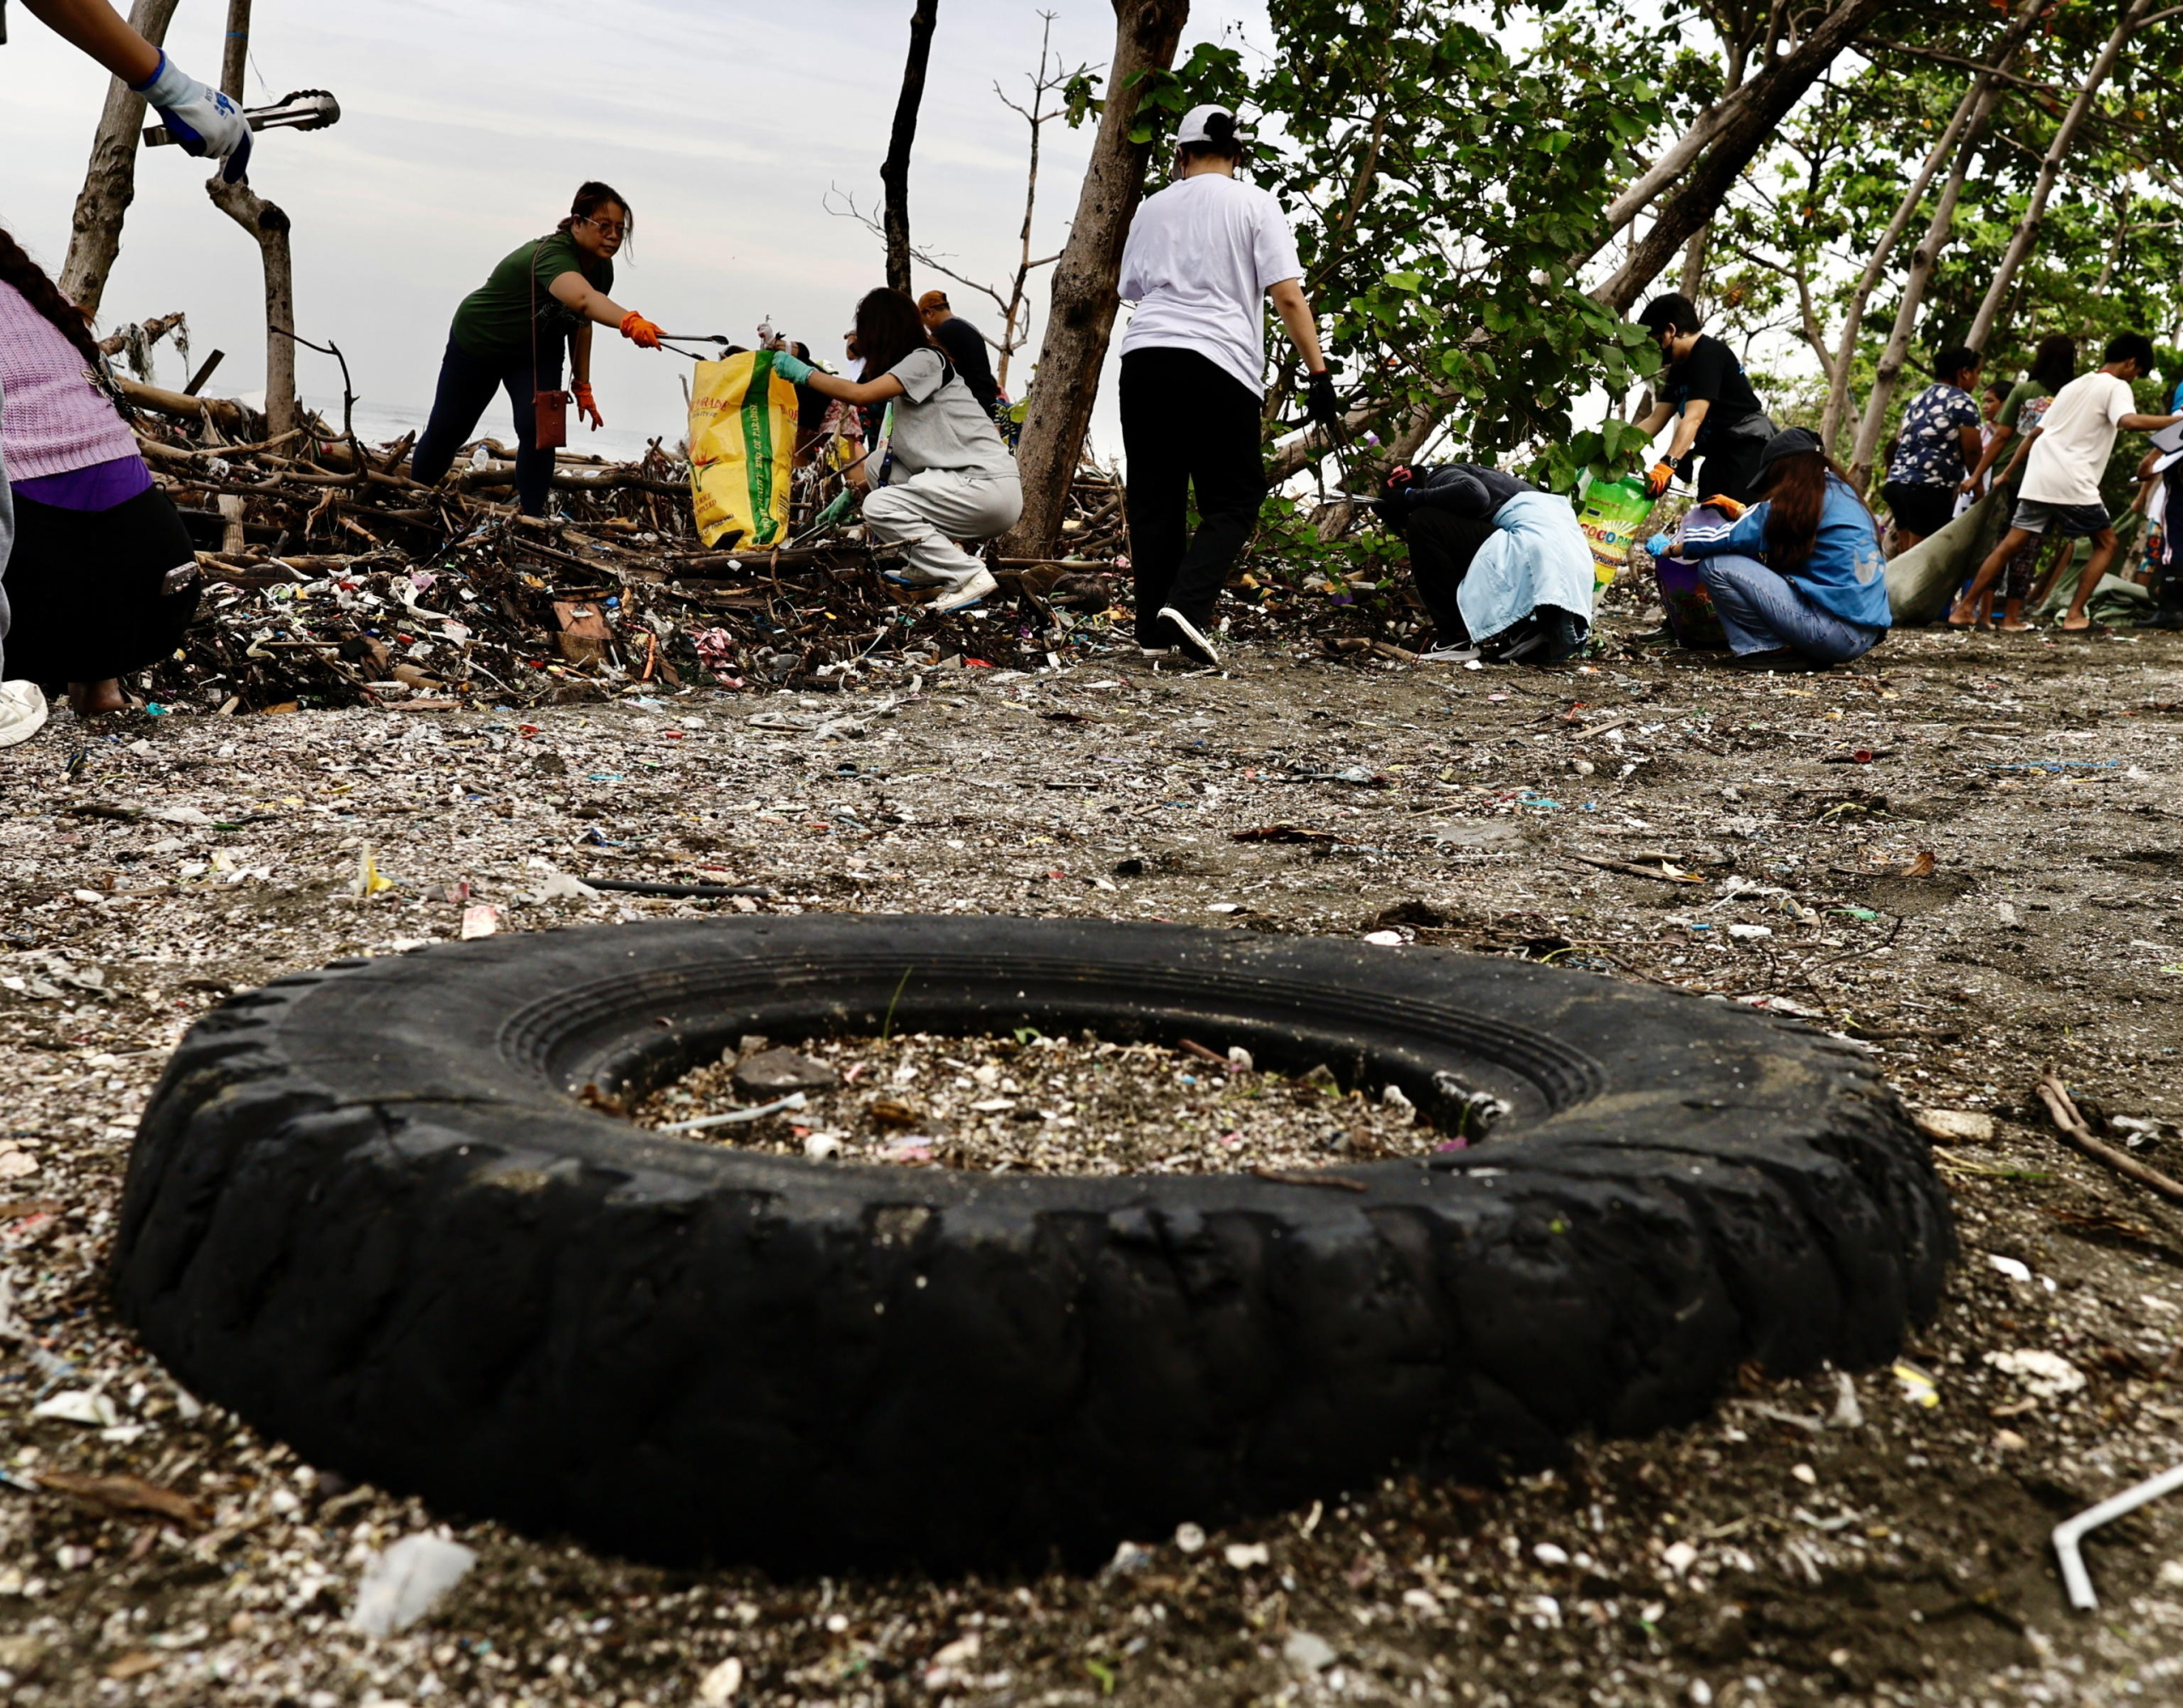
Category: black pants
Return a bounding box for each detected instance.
[1403,508,1497,645]
[1120,347,1265,645]
[410,333,565,517]
[3,486,200,685]
[1692,433,1767,506]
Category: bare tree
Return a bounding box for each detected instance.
[828,14,1085,389]
[56,0,183,317]
[989,14,1085,391]
[1001,0,1190,562]
[208,178,296,437]
[880,0,941,296]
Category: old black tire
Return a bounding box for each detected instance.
[113,917,1949,1570]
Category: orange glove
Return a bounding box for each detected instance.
[618,311,663,350]
[1645,460,1677,500]
[574,382,603,431]
[1699,494,1746,519]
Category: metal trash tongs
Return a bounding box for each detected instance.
[657,334,743,362]
[143,88,340,148]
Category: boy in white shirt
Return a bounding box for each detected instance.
[1950,332,2180,633]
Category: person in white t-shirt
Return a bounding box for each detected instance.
[1115,105,1340,666]
[1949,332,2180,633]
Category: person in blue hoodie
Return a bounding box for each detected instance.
[1650,427,1891,670]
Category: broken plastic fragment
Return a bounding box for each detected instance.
[1891,1360,1939,1408]
[349,1533,478,1636]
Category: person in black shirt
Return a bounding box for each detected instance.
[1628,292,1775,504]
[918,291,1002,418]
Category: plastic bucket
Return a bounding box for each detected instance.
[1654,555,1729,649]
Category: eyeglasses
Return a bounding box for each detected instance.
[580,217,628,237]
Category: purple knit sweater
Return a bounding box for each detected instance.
[0,281,139,480]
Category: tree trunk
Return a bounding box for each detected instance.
[221,0,253,99]
[1844,1,2109,483]
[1967,0,2152,351]
[1818,0,2047,453]
[207,178,297,437]
[880,0,941,296]
[1673,33,1750,302]
[55,0,184,318]
[999,0,1190,561]
[1587,0,1891,314]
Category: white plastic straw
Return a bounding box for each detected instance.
[655,1092,808,1134]
[2053,1461,2183,1610]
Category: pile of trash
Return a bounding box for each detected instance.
[124,384,1132,711]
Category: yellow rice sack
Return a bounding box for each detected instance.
[688,351,796,550]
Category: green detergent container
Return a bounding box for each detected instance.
[1575,471,1655,587]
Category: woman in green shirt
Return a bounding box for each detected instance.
[410,182,666,516]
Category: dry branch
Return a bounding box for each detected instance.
[2037,1069,2183,1207]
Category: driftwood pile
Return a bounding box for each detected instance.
[118,379,1131,711]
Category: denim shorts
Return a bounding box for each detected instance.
[2011,497,2111,538]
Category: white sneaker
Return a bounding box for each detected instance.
[1155,605,1221,666]
[1138,646,1177,662]
[0,681,49,750]
[929,567,999,615]
[1417,643,1481,663]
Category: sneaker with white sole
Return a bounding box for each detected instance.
[1416,643,1481,663]
[929,567,999,615]
[1155,605,1221,666]
[0,681,49,750]
[1138,646,1177,662]
[884,565,953,588]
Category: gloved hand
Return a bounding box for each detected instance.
[618,311,663,350]
[1646,533,1674,560]
[1698,494,1746,519]
[574,382,603,431]
[1306,370,1340,431]
[132,53,252,182]
[770,351,814,385]
[1645,460,1678,500]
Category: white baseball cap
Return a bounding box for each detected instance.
[1176,104,1236,146]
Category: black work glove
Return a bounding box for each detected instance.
[1306,370,1341,432]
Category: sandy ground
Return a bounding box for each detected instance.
[1,614,2181,1706]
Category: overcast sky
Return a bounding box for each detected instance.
[3,0,1267,460]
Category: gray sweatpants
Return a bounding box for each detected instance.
[863,468,1022,586]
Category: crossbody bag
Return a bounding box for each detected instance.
[530,241,568,452]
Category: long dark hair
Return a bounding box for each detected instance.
[0,226,101,369]
[2028,333,2076,394]
[853,287,932,379]
[1763,449,1873,571]
[556,181,633,248]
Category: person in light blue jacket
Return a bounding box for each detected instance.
[1651,427,1891,669]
